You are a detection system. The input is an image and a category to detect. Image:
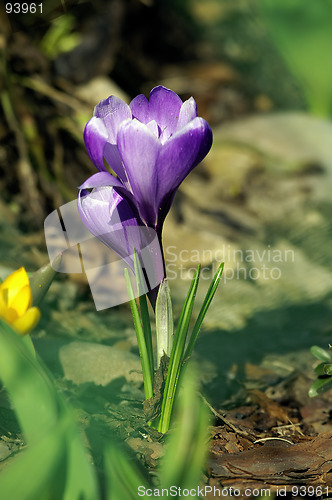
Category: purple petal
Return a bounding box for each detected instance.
[78,186,140,267]
[79,172,140,216]
[129,94,151,124]
[191,118,213,167]
[78,171,123,190]
[94,96,132,143]
[117,119,161,227]
[130,86,183,143]
[176,97,197,131]
[156,117,212,205]
[149,86,183,142]
[104,142,129,184]
[146,120,160,138]
[84,117,108,172]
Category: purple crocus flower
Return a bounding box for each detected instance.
[79,86,212,236]
[78,185,164,302]
[78,185,142,269]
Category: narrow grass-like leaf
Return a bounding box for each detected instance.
[159,364,209,493]
[105,443,150,500]
[185,262,224,360]
[155,278,174,365]
[124,268,153,400]
[158,266,200,433]
[0,320,98,499]
[133,250,154,384]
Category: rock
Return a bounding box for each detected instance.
[59,341,142,386]
[0,441,11,461]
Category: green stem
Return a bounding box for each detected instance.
[124,269,153,400]
[133,251,154,385]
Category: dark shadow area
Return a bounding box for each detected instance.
[195,298,332,405]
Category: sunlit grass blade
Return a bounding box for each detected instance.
[158,265,201,433]
[159,364,210,493]
[133,250,154,384]
[124,268,153,400]
[155,278,174,365]
[185,262,224,360]
[105,443,150,500]
[0,320,98,500]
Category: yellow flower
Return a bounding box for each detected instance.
[0,267,40,335]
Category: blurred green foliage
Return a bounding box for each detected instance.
[258,0,332,117]
[40,15,81,59]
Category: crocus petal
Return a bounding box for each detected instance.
[79,171,139,212]
[104,142,128,184]
[156,117,212,206]
[84,117,109,172]
[149,86,183,141]
[146,120,160,139]
[94,95,132,143]
[13,307,41,335]
[9,285,32,317]
[176,97,197,131]
[129,94,151,124]
[1,267,29,308]
[78,186,122,240]
[117,119,161,227]
[78,186,141,265]
[130,86,183,143]
[191,118,213,167]
[79,171,123,190]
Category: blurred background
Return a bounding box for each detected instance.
[1,0,332,407]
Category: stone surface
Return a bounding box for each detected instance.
[59,341,142,386]
[0,441,11,461]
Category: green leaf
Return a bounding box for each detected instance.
[314,362,328,376]
[308,376,332,397]
[158,266,201,433]
[133,250,154,386]
[185,262,224,359]
[159,364,209,493]
[124,269,153,400]
[155,278,174,364]
[105,442,150,500]
[0,420,65,500]
[323,364,332,376]
[0,319,58,444]
[310,345,332,362]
